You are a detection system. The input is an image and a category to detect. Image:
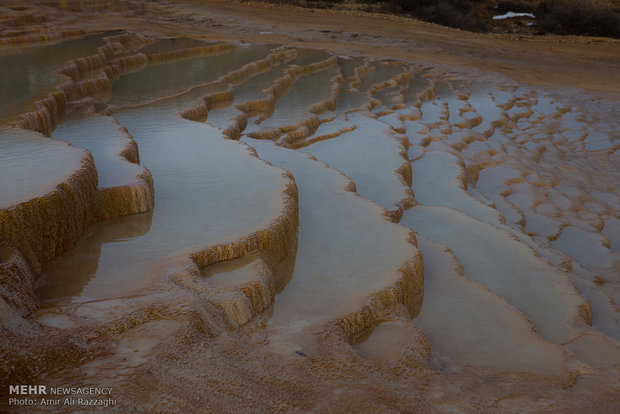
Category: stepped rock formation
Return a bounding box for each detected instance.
[0,1,619,412]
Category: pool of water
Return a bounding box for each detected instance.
[37,103,288,303]
[0,32,109,123]
[0,127,86,209]
[109,43,273,106]
[2,35,619,399]
[246,138,417,355]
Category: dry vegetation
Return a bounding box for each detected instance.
[250,0,620,37]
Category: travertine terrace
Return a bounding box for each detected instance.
[0,1,619,412]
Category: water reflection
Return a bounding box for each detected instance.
[109,44,273,106]
[0,32,113,124]
[35,211,153,305]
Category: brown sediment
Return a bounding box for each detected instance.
[69,75,113,99]
[60,53,108,80]
[190,171,299,270]
[146,42,233,64]
[0,27,40,39]
[333,232,424,341]
[279,115,322,148]
[97,169,154,220]
[179,105,208,122]
[203,87,235,110]
[412,82,437,108]
[175,255,278,329]
[578,301,594,326]
[236,259,279,323]
[385,136,416,223]
[454,113,482,129]
[396,156,413,189]
[348,59,373,90]
[237,99,274,119]
[0,29,87,48]
[217,46,295,86]
[303,122,357,147]
[369,70,410,97]
[0,12,48,27]
[248,57,342,146]
[0,244,38,318]
[456,159,479,197]
[0,153,100,274]
[367,97,382,113]
[181,47,297,138]
[243,72,296,124]
[116,123,141,163]
[246,124,285,140]
[0,321,105,394]
[18,91,68,134]
[222,112,249,140]
[465,159,493,186]
[106,31,150,51]
[309,74,344,116]
[16,32,150,136]
[0,139,153,277]
[400,108,422,122]
[208,257,277,328]
[111,53,149,74]
[268,56,338,110]
[289,55,338,77]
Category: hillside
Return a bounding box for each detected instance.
[246,0,620,37]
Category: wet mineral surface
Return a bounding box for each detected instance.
[0,1,619,412]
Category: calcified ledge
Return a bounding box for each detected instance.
[0,32,162,317]
[14,34,240,137]
[173,169,300,328]
[0,152,99,276]
[147,42,233,64]
[244,56,339,143]
[92,116,155,219]
[1,33,249,275]
[0,34,293,327]
[6,32,425,343]
[0,28,87,48]
[16,32,149,135]
[331,230,424,341]
[0,147,300,390]
[180,51,343,145]
[0,33,311,392]
[257,143,425,350]
[0,129,154,311]
[175,47,426,342]
[181,46,297,139]
[2,4,618,408]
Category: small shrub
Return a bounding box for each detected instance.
[496,0,534,13]
[387,0,488,32]
[536,0,620,37]
[254,0,620,38]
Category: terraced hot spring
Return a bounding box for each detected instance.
[0,31,114,123]
[1,27,618,412]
